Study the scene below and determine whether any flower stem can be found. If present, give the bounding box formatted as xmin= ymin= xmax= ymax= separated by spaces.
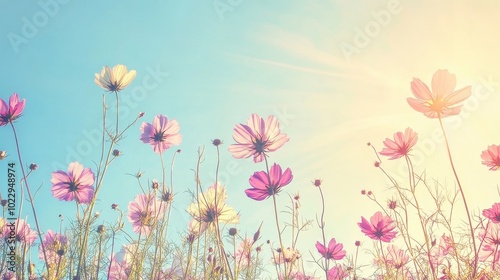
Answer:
xmin=318 ymin=186 xmax=329 ymax=278
xmin=264 ymin=157 xmax=287 ymax=279
xmin=405 ymin=155 xmax=436 ymax=279
xmin=438 ymin=116 xmax=477 ymax=277
xmin=9 ymin=122 xmax=50 ymax=276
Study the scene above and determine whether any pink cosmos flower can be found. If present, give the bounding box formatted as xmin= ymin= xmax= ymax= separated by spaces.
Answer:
xmin=315 ymin=238 xmax=346 ymax=260
xmin=127 ymin=194 xmax=166 ymax=235
xmin=0 ymin=93 xmax=26 ymax=126
xmin=245 ymin=163 xmax=293 ymax=201
xmin=2 ymin=219 xmax=37 ymax=245
xmin=358 ymin=211 xmax=397 ymax=242
xmin=483 ymin=203 xmax=500 ymax=223
xmin=229 ymin=114 xmax=289 ymax=163
xmin=481 ymin=145 xmax=500 ymax=171
xmin=430 ymin=234 xmax=453 ymax=267
xmin=379 ymin=128 xmax=418 ymax=160
xmin=235 ymin=238 xmax=253 ymax=268
xmin=407 ymin=69 xmax=471 ymax=118
xmin=140 ymin=114 xmax=182 ymax=154
xmin=94 ymin=64 xmax=136 ymax=93
xmin=478 ymin=223 xmax=500 ymax=267
xmin=39 ymin=230 xmax=68 ymax=264
xmin=51 ymin=162 xmax=95 ymax=204
xmin=327 ymin=264 xmax=348 ymax=280
xmin=108 ymin=257 xmax=131 ymax=280
xmin=479 ymin=222 xmax=500 ymax=246
xmin=386 ymin=244 xmax=409 ymax=269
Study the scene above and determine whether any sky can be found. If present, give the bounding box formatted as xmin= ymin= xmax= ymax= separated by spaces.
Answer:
xmin=1 ymin=0 xmax=500 ymax=278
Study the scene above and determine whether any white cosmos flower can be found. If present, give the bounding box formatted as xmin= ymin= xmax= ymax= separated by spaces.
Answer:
xmin=94 ymin=64 xmax=136 ymax=92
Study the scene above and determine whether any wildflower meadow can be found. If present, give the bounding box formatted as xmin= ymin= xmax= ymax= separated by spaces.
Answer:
xmin=1 ymin=65 xmax=500 ymax=279
xmin=2 ymin=2 xmax=500 ymax=280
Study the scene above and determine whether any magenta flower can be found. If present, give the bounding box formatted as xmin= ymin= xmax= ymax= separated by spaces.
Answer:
xmin=483 ymin=203 xmax=500 ymax=223
xmin=229 ymin=114 xmax=289 ymax=163
xmin=481 ymin=145 xmax=500 ymax=171
xmin=407 ymin=69 xmax=471 ymax=118
xmin=0 ymin=93 xmax=26 ymax=126
xmin=479 ymin=222 xmax=500 ymax=246
xmin=327 ymin=264 xmax=348 ymax=280
xmin=140 ymin=114 xmax=182 ymax=154
xmin=2 ymin=218 xmax=37 ymax=245
xmin=379 ymin=128 xmax=418 ymax=160
xmin=358 ymin=211 xmax=397 ymax=242
xmin=430 ymin=234 xmax=453 ymax=267
xmin=127 ymin=194 xmax=166 ymax=235
xmin=478 ymin=223 xmax=500 ymax=267
xmin=315 ymin=238 xmax=346 ymax=260
xmin=245 ymin=163 xmax=293 ymax=201
xmin=51 ymin=162 xmax=95 ymax=204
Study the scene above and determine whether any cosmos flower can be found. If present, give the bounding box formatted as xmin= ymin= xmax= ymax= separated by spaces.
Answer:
xmin=127 ymin=194 xmax=166 ymax=235
xmin=407 ymin=69 xmax=471 ymax=118
xmin=51 ymin=162 xmax=95 ymax=204
xmin=483 ymin=203 xmax=500 ymax=223
xmin=379 ymin=128 xmax=418 ymax=160
xmin=229 ymin=114 xmax=289 ymax=163
xmin=385 ymin=245 xmax=409 ymax=269
xmin=429 ymin=234 xmax=453 ymax=267
xmin=273 ymin=247 xmax=301 ymax=265
xmin=0 ymin=93 xmax=26 ymax=126
xmin=235 ymin=238 xmax=253 ymax=268
xmin=94 ymin=64 xmax=136 ymax=93
xmin=140 ymin=114 xmax=182 ymax=154
xmin=108 ymin=245 xmax=134 ymax=280
xmin=327 ymin=264 xmax=349 ymax=280
xmin=245 ymin=163 xmax=293 ymax=201
xmin=315 ymin=238 xmax=346 ymax=260
xmin=358 ymin=211 xmax=397 ymax=242
xmin=481 ymin=145 xmax=500 ymax=171
xmin=478 ymin=223 xmax=500 ymax=266
xmin=2 ymin=218 xmax=37 ymax=245
xmin=39 ymin=230 xmax=68 ymax=265
xmin=187 ymin=183 xmax=239 ymax=231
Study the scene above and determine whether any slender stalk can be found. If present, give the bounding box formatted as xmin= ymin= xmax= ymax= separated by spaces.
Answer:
xmin=405 ymin=155 xmax=435 ymax=280
xmin=379 ymin=240 xmax=389 ymax=279
xmin=213 ymin=145 xmax=234 ymax=279
xmin=317 ymin=186 xmax=329 ymax=279
xmin=9 ymin=122 xmax=50 ymax=275
xmin=264 ymin=156 xmax=287 ymax=279
xmin=438 ymin=115 xmax=477 ymax=277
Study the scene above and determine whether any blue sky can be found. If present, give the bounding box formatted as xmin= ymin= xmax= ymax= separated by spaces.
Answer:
xmin=1 ymin=0 xmax=500 ymax=278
